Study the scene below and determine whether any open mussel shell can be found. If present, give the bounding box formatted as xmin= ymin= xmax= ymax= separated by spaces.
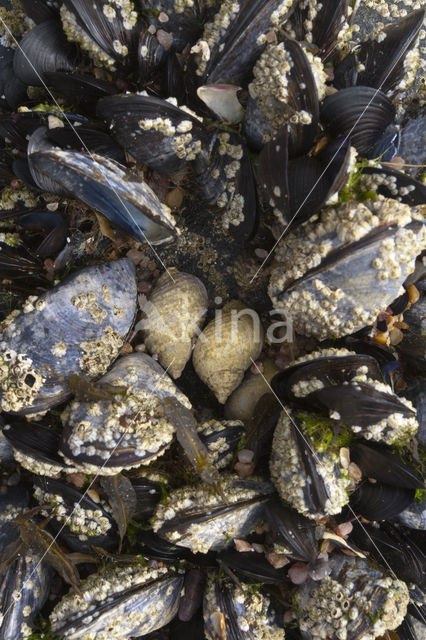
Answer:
xmin=29 ymin=149 xmax=176 ymax=244
xmin=244 ymin=37 xmax=320 ymax=154
xmin=151 ymin=474 xmax=275 ymax=554
xmin=203 ymin=574 xmax=285 ymax=640
xmin=192 ymin=0 xmax=295 ymax=86
xmin=269 ymin=196 xmax=426 ymax=341
xmin=360 ymin=166 xmax=426 ymax=206
xmin=60 ymin=352 xmax=191 ymax=474
xmin=334 ymin=9 xmax=425 ymax=95
xmin=294 ymin=554 xmax=409 ymax=640
xmin=32 ymin=476 xmax=119 ymax=553
xmin=0 ymin=549 xmax=52 ymax=640
xmin=139 ymin=268 xmax=208 ymax=379
xmin=50 ymin=561 xmax=183 ymax=639
xmin=349 ymin=442 xmax=424 ymax=490
xmin=320 ymin=86 xmax=395 ymax=157
xmin=265 ymin=498 xmax=318 ymax=562
xmin=60 ymin=0 xmax=138 ymax=71
xmin=270 ymin=410 xmax=351 ymax=520
xmin=97 ymin=94 xmax=208 ymax=176
xmin=0 ymin=258 xmax=137 ymax=414
xmin=350 ymin=481 xmax=415 ymax=521
xmin=13 ymin=19 xmax=78 ymax=86
xmin=3 ymin=420 xmax=77 ymax=477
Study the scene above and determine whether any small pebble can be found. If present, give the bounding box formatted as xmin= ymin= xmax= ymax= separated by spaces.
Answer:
xmin=288 ymin=562 xmax=309 ymax=584
xmin=234 ymin=539 xmax=252 ymax=552
xmin=335 ymin=521 xmax=353 ymax=537
xmin=238 ymin=449 xmax=254 ymax=464
xmin=266 ymin=552 xmax=289 ymax=569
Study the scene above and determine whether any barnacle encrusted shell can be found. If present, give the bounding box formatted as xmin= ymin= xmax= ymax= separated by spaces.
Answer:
xmin=0 ymin=259 xmax=137 ymax=414
xmin=59 ymin=352 xmax=191 ymax=474
xmin=294 ymin=555 xmax=409 ymax=640
xmin=197 ymin=419 xmax=244 ymax=468
xmin=270 ymin=410 xmax=351 ymax=519
xmin=193 ymin=300 xmax=263 ymax=403
xmin=204 ymin=575 xmax=285 ymax=640
xmin=268 ymin=196 xmax=426 ymax=340
xmin=50 ymin=562 xmax=183 ymax=639
xmin=151 ymin=474 xmax=274 ymax=553
xmin=140 ymin=268 xmax=208 ymax=378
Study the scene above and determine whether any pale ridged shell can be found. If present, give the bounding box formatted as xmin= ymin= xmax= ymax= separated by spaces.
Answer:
xmin=140 ymin=268 xmax=207 ymax=379
xmin=192 ymin=301 xmax=263 ymax=404
xmin=225 ymin=358 xmax=279 ymax=422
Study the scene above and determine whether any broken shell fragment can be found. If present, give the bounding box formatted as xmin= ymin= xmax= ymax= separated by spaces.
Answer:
xmin=139 ymin=268 xmax=208 ymax=379
xmin=193 ymin=301 xmax=263 ymax=404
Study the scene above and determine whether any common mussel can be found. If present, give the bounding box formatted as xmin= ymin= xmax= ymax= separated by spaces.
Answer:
xmin=0 ymin=1 xmax=425 ymax=639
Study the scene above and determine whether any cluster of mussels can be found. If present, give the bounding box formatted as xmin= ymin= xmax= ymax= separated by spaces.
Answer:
xmin=0 ymin=0 xmax=425 ymax=638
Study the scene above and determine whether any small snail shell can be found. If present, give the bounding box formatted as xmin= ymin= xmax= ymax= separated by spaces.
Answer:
xmin=225 ymin=358 xmax=279 ymax=422
xmin=193 ymin=301 xmax=263 ymax=404
xmin=140 ymin=268 xmax=208 ymax=379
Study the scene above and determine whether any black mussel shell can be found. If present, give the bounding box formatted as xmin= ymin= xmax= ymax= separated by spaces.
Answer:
xmin=0 ymin=242 xmax=50 ymax=294
xmin=177 ymin=568 xmax=206 ymax=623
xmin=13 ymin=19 xmax=78 ymax=86
xmin=30 ymin=149 xmax=176 ymax=244
xmin=19 ymin=0 xmax=58 ymax=24
xmin=45 ymin=122 xmax=125 ymax=163
xmin=97 ymin=94 xmax=208 ymax=176
xmin=395 ymin=500 xmax=426 ymax=531
xmin=245 ymin=393 xmax=281 ymax=467
xmin=44 ymin=71 xmax=116 ymax=117
xmin=349 ymin=442 xmax=424 ymax=490
xmin=290 ymin=0 xmax=351 ymax=59
xmin=131 ymin=477 xmax=162 ymax=521
xmin=350 ymin=521 xmax=425 ymax=590
xmin=218 ymin=550 xmax=289 ymax=584
xmin=16 ymin=211 xmax=68 ymax=258
xmin=138 ymin=29 xmax=167 ymax=82
xmin=0 ymin=112 xmax=45 ymax=152
xmin=402 ymin=377 xmax=426 ymax=448
xmin=0 ymin=45 xmax=27 ymax=110
xmin=350 ymin=481 xmax=415 ymax=521
xmin=334 ymin=9 xmax=425 ymax=95
xmin=256 ymin=127 xmax=290 ymax=226
xmin=265 ymin=498 xmax=318 ymax=562
xmin=137 ymin=529 xmax=216 ymax=566
xmin=32 ymin=476 xmax=119 ymax=553
xmin=320 ymin=86 xmax=395 ymax=157
xmin=360 ymin=165 xmax=426 ymax=206
xmin=0 ymin=484 xmax=28 ymax=551
xmin=0 ymin=258 xmax=137 ymax=414
xmin=3 ymin=420 xmax=76 ymax=477
xmin=0 ymin=549 xmax=52 ymax=639
xmin=27 ymin=126 xmax=67 ymax=195
xmin=195 ymin=0 xmax=295 ymax=86
xmin=50 ymin=561 xmax=183 ymax=639
xmin=142 ymin=0 xmax=207 ymax=53
xmin=197 ymin=419 xmax=244 ymax=469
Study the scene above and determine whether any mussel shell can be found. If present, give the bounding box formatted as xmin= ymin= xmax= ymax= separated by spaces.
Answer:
xmin=349 ymin=442 xmax=424 ymax=489
xmin=396 ymin=500 xmax=426 ymax=531
xmin=29 ymin=149 xmax=176 ymax=244
xmin=45 ymin=122 xmax=125 ymax=163
xmin=138 ymin=29 xmax=167 ymax=81
xmin=27 ymin=126 xmax=68 ymax=195
xmin=294 ymin=554 xmax=409 ymax=640
xmin=0 ymin=549 xmax=51 ymax=639
xmin=360 ymin=166 xmax=426 ymax=206
xmin=16 ymin=211 xmax=68 ymax=259
xmin=349 ymin=481 xmax=415 ymax=521
xmin=144 ymin=0 xmax=206 ymax=53
xmin=60 ymin=352 xmax=190 ymax=473
xmin=0 ymin=258 xmax=137 ymax=414
xmin=97 ymin=94 xmax=208 ymax=176
xmin=397 ymin=283 xmax=426 ymax=376
xmin=50 ymin=562 xmax=183 ymax=639
xmin=265 ymin=498 xmax=318 ymax=562
xmin=3 ymin=420 xmax=76 ymax=477
xmin=131 ymin=477 xmax=162 ymax=521
xmin=197 ymin=419 xmax=244 ymax=469
xmin=44 ymin=71 xmax=116 ymax=117
xmin=203 ymin=574 xmax=285 ymax=640
xmin=290 ymin=0 xmax=351 ymax=60
xmin=0 ymin=46 xmax=27 ymax=110
xmin=334 ymin=9 xmax=425 ymax=95
xmin=32 ymin=476 xmax=119 ymax=553
xmin=13 ymin=19 xmax=78 ymax=86
xmin=218 ymin=550 xmax=288 ymax=584
xmin=320 ymin=86 xmax=395 ymax=157
xmin=19 ymin=0 xmax=58 ymax=24
xmin=152 ymin=474 xmax=275 ymax=553
xmin=0 ymin=484 xmax=28 ymax=551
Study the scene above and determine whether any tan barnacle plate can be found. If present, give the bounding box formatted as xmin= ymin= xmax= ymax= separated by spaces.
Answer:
xmin=50 ymin=561 xmax=183 ymax=639
xmin=59 ymin=352 xmax=191 ymax=474
xmin=269 ymin=196 xmax=426 ymax=340
xmin=204 ymin=575 xmax=285 ymax=640
xmin=0 ymin=549 xmax=51 ymax=639
xmin=193 ymin=300 xmax=263 ymax=404
xmin=138 ymin=268 xmax=208 ymax=379
xmin=0 ymin=259 xmax=137 ymax=414
xmin=270 ymin=410 xmax=351 ymax=520
xmin=293 ymin=555 xmax=409 ymax=640
xmin=151 ymin=474 xmax=275 ymax=553
xmin=29 ymin=149 xmax=176 ymax=244
xmin=196 ymin=419 xmax=244 ymax=469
